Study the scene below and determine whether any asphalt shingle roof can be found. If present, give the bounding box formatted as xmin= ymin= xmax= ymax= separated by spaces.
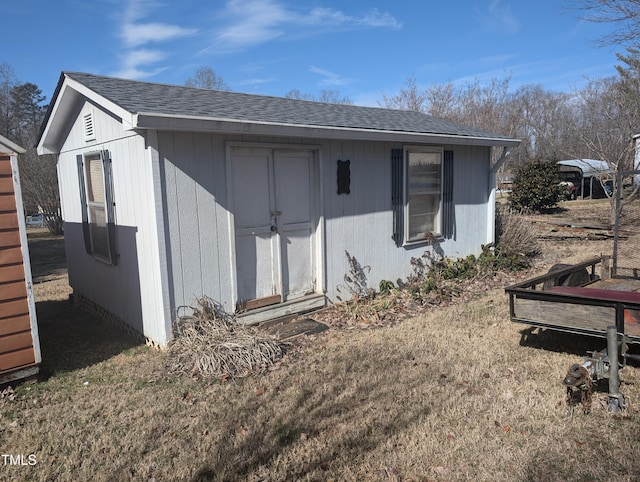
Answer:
xmin=64 ymin=72 xmax=515 ymax=141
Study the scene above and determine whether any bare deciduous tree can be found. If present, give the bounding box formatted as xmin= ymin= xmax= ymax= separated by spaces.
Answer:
xmin=568 ymin=0 xmax=640 ymax=46
xmin=424 ymin=82 xmax=456 ymax=119
xmin=19 ymin=152 xmax=62 ymax=233
xmin=0 ymin=62 xmax=18 ymax=138
xmin=378 ymin=75 xmax=427 ymax=112
xmin=0 ymin=67 xmax=61 ymax=234
xmin=285 ymin=89 xmax=352 ymax=104
xmin=185 ymin=67 xmax=231 ymax=91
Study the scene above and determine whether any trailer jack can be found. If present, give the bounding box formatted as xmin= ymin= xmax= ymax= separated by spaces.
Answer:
xmin=563 ymin=326 xmax=626 ymax=414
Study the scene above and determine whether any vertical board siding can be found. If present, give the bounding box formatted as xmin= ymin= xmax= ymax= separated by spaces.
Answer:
xmin=60 ymin=96 xmax=493 ymax=340
xmin=158 ymin=130 xmax=232 ymax=315
xmin=321 ymin=142 xmax=492 ymax=301
xmin=161 ymin=133 xmax=493 ymax=312
xmin=57 ymin=101 xmax=168 ymax=344
xmin=450 ymin=144 xmax=492 ymax=255
xmin=0 ymin=154 xmax=36 ymax=374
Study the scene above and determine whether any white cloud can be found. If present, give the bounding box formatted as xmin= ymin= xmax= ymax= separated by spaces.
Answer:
xmin=236 ymin=77 xmax=276 ymax=87
xmin=122 ymin=22 xmax=197 ymax=48
xmin=202 ymin=0 xmax=402 ymax=54
xmin=309 ymin=65 xmax=352 ymax=87
xmin=114 ymin=0 xmax=196 ymax=78
xmin=356 ymin=8 xmax=403 ymax=28
xmin=479 ymin=0 xmax=521 ymax=34
xmin=302 ymin=6 xmax=401 ymax=28
xmin=205 ymin=0 xmax=290 ymax=52
xmin=113 ymin=49 xmax=168 ymax=79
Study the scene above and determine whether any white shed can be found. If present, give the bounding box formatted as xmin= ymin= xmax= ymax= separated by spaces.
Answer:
xmin=37 ymin=72 xmax=520 ymax=347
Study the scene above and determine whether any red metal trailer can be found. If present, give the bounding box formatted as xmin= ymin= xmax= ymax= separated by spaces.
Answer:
xmin=506 ymin=169 xmax=640 ymax=412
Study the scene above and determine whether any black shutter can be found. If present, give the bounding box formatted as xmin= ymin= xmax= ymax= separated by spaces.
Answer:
xmin=76 ymin=154 xmax=92 ymax=254
xmin=337 ymin=159 xmax=351 ymax=194
xmin=391 ymin=148 xmax=404 ymax=247
xmin=101 ymin=150 xmax=118 ymax=265
xmin=442 ymin=150 xmax=455 ymax=239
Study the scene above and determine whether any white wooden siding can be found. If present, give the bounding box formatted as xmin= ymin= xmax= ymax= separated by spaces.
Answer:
xmin=159 ymin=133 xmax=492 ymax=311
xmin=157 ymin=131 xmax=232 ymax=315
xmin=57 ymin=101 xmax=169 ymax=344
xmin=54 ymin=97 xmax=494 ymax=341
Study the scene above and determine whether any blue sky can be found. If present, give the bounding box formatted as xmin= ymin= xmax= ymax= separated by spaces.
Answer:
xmin=1 ymin=0 xmax=623 ymax=107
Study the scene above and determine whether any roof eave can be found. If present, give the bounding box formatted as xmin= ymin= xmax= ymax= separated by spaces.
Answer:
xmin=0 ymin=134 xmax=25 ymax=155
xmin=37 ymin=73 xmax=137 ymax=155
xmin=133 ymin=113 xmax=521 ymax=147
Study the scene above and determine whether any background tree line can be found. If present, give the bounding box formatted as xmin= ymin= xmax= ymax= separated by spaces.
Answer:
xmin=0 ymin=62 xmax=61 ymax=234
xmin=3 ymin=1 xmax=639 ymax=232
xmin=378 ymin=48 xmax=640 ymax=175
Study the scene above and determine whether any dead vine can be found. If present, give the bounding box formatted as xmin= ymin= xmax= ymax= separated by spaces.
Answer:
xmin=167 ymin=297 xmax=288 ymax=380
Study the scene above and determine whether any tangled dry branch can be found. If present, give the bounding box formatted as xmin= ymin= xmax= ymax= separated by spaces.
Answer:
xmin=496 ymin=206 xmax=540 ymax=257
xmin=167 ymin=297 xmax=287 ymax=379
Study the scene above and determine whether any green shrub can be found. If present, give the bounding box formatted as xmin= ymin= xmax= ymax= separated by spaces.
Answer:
xmin=477 ymin=244 xmax=530 ymax=272
xmin=509 ymin=158 xmax=564 ymax=213
xmin=378 ymin=279 xmax=395 ymax=295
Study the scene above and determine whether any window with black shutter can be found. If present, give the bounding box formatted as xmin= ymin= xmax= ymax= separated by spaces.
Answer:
xmin=391 ymin=147 xmax=454 ymax=246
xmin=77 ymin=150 xmax=117 ymax=264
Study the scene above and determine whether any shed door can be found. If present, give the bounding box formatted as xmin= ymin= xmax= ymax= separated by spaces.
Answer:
xmin=231 ymin=147 xmax=316 ymax=310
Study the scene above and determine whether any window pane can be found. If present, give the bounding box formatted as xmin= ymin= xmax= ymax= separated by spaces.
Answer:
xmin=406 ymin=151 xmax=442 ymax=240
xmin=89 ymin=205 xmax=109 ymax=259
xmin=408 ymin=152 xmax=440 ymax=195
xmin=408 ymin=194 xmax=440 ymax=239
xmin=85 ymin=155 xmax=105 ymax=203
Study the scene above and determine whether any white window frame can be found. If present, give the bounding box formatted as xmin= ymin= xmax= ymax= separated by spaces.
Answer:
xmin=83 ymin=151 xmax=112 ymax=264
xmin=403 ymin=146 xmax=444 ymax=243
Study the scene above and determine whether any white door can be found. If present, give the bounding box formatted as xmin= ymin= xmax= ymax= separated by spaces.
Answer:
xmin=231 ymin=147 xmax=316 ymax=309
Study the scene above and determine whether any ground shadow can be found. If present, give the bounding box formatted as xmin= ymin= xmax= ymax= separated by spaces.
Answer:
xmin=35 ymin=298 xmax=142 ymax=380
xmin=519 ymin=326 xmax=640 ymax=367
xmin=519 ymin=326 xmax=611 ymax=357
xmin=188 ymin=343 xmax=434 ymax=481
xmin=26 ymin=229 xmax=143 ymax=380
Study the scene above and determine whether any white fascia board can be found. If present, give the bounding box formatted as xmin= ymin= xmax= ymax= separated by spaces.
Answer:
xmin=0 ymin=134 xmax=25 ymax=155
xmin=133 ymin=112 xmax=521 ymax=148
xmin=38 ymin=75 xmax=137 ymax=155
xmin=64 ymin=76 xmax=136 ymax=129
xmin=37 ymin=83 xmax=75 ymax=154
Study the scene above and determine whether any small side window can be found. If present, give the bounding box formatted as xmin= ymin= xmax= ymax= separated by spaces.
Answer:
xmin=77 ymin=150 xmax=117 ymax=264
xmin=405 ymin=149 xmax=443 ymax=242
xmin=391 ymin=147 xmax=454 ymax=246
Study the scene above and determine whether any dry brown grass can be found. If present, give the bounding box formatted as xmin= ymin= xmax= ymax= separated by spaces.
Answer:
xmin=2 ymin=202 xmax=640 ymax=481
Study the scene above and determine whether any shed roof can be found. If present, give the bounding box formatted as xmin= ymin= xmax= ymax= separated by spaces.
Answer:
xmin=0 ymin=134 xmax=25 ymax=155
xmin=558 ymin=159 xmax=611 ymax=177
xmin=38 ymin=72 xmax=520 ymax=154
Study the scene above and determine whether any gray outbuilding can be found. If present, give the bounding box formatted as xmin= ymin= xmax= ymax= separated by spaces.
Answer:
xmin=37 ymin=72 xmax=520 ymax=346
